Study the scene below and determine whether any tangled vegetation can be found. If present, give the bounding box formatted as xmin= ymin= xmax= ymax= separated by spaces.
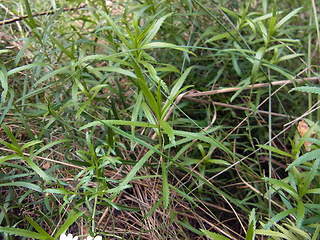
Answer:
xmin=0 ymin=0 xmax=320 ymax=239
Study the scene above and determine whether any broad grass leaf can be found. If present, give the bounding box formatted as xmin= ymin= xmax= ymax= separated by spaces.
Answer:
xmin=95 ymin=66 xmax=137 ymax=78
xmin=263 ymin=177 xmax=299 ymax=200
xmin=54 ymin=210 xmax=84 ymax=239
xmin=44 ymin=188 xmax=74 ymax=195
xmin=142 ymin=196 xmax=164 ymax=221
xmin=306 ymin=188 xmax=320 ymax=194
xmin=200 ymin=229 xmax=230 ymax=240
xmin=1 ymin=124 xmax=20 ymax=150
xmin=252 ymin=46 xmax=266 ymax=77
xmin=255 ymin=229 xmax=288 ymax=239
xmin=289 ymin=86 xmax=320 ymax=95
xmin=262 ymin=62 xmax=294 ymax=79
xmin=177 ymin=220 xmax=203 ymax=236
xmin=206 ymin=30 xmax=237 ymax=43
xmin=0 ymin=89 xmax=14 ymax=125
xmin=277 ymin=53 xmax=304 ymax=63
xmin=80 ymin=120 xmax=158 ymax=130
xmin=142 ymin=42 xmax=196 ymax=56
xmin=296 ymin=200 xmax=305 ymax=228
xmin=257 ymin=144 xmax=293 ymax=158
xmin=7 ymin=63 xmax=45 ymax=76
xmin=131 ymin=92 xmax=143 ymax=149
xmin=0 ymin=181 xmax=42 ymax=192
xmin=23 ymin=157 xmax=52 ymax=183
xmin=26 ymin=216 xmax=51 ymax=238
xmin=141 ymin=13 xmax=173 ymax=46
xmin=99 ymin=11 xmax=132 ymax=49
xmin=21 ymin=140 xmax=43 ymax=151
xmin=112 ymin=148 xmax=156 ymax=196
xmin=0 ymin=227 xmax=48 ymax=239
xmin=24 ymin=0 xmax=37 ymax=29
xmin=138 ymin=76 xmax=161 ymax=119
xmin=161 ymin=159 xmax=169 ymax=209
xmin=264 ymin=209 xmax=297 ymax=230
xmin=246 ymin=208 xmax=256 ymax=240
xmin=159 ymin=119 xmax=175 ymax=145
xmin=274 ymin=7 xmax=303 ymax=30
xmin=33 ymin=139 xmax=71 ymax=157
xmin=0 ymin=64 xmax=8 ymax=106
xmin=32 ymin=66 xmax=70 ymax=89
xmin=0 ymin=154 xmax=21 ymax=165
xmin=246 ymin=221 xmax=255 ymax=240
xmin=287 ymin=149 xmax=320 ymax=171
xmin=230 ymin=77 xmax=250 ymax=102
xmin=173 ymin=130 xmax=233 ymax=156
xmin=48 ymin=33 xmax=74 ymax=60
xmin=169 ymin=66 xmax=193 ymax=100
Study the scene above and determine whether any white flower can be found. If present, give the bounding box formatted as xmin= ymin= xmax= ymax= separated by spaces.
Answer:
xmin=59 ymin=233 xmax=78 ymax=240
xmin=86 ymin=236 xmax=102 ymax=240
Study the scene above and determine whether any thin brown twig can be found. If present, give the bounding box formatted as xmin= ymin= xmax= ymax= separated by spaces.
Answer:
xmin=183 ymin=77 xmax=318 ymax=98
xmin=0 ymin=4 xmax=87 ymax=26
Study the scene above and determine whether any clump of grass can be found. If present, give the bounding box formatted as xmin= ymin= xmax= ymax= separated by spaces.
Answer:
xmin=0 ymin=0 xmax=319 ymax=239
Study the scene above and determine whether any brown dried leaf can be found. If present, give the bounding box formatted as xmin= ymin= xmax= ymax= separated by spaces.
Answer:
xmin=297 ymin=120 xmax=315 ymax=151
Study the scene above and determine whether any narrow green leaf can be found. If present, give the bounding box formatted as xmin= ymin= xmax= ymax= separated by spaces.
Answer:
xmin=7 ymin=63 xmax=45 ymax=76
xmin=257 ymin=144 xmax=293 ymax=158
xmin=296 ymin=200 xmax=305 ymax=228
xmin=289 ymin=86 xmax=320 ymax=95
xmin=48 ymin=33 xmax=74 ymax=60
xmin=200 ymin=229 xmax=230 ymax=240
xmin=206 ymin=30 xmax=237 ymax=42
xmin=114 ymin=148 xmax=156 ymax=195
xmin=162 ymin=159 xmax=169 ymax=209
xmin=255 ymin=229 xmax=288 ymax=239
xmin=274 ymin=7 xmax=303 ymax=30
xmin=138 ymin=77 xmax=161 ymax=119
xmin=23 ymin=157 xmax=52 ymax=183
xmin=0 ymin=154 xmax=21 ymax=165
xmin=142 ymin=196 xmax=164 ymax=221
xmin=54 ymin=211 xmax=84 ymax=238
xmin=142 ymin=42 xmax=196 ymax=56
xmin=0 ymin=182 xmax=42 ymax=192
xmin=80 ymin=120 xmax=158 ymax=130
xmin=141 ymin=13 xmax=173 ymax=46
xmin=26 ymin=216 xmax=51 ymax=238
xmin=230 ymin=77 xmax=250 ymax=102
xmin=169 ymin=67 xmax=193 ymax=100
xmin=169 ymin=184 xmax=197 ymax=205
xmin=246 ymin=221 xmax=255 ymax=240
xmin=252 ymin=47 xmax=266 ymax=77
xmin=95 ymin=66 xmax=137 ymax=78
xmin=0 ymin=227 xmax=46 ymax=239
xmin=33 ymin=66 xmax=70 ymax=89
xmin=14 ymin=38 xmax=30 ymax=66
xmin=131 ymin=92 xmax=143 ymax=150
xmin=21 ymin=140 xmax=43 ymax=151
xmin=0 ymin=64 xmax=8 ymax=106
xmin=277 ymin=53 xmax=304 ymax=63
xmin=263 ymin=177 xmax=299 ymax=200
xmin=306 ymin=188 xmax=320 ymax=194
xmin=24 ymin=0 xmax=37 ymax=29
xmin=160 ymin=120 xmax=175 ymax=145
xmin=33 ymin=139 xmax=71 ymax=157
xmin=1 ymin=124 xmax=20 ymax=150
xmin=287 ymin=149 xmax=320 ymax=171
xmin=99 ymin=11 xmax=133 ymax=49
